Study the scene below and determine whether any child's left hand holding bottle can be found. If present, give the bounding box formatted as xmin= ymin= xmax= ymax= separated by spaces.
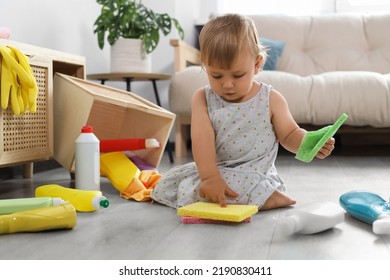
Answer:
xmin=199 ymin=175 xmax=239 ymax=207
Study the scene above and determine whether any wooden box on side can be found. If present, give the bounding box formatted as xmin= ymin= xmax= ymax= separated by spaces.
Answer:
xmin=0 ymin=56 xmax=53 ymax=167
xmin=53 ymin=73 xmax=175 ymax=171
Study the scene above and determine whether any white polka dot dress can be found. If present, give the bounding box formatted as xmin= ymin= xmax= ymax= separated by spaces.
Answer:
xmin=151 ymin=83 xmax=286 ymax=209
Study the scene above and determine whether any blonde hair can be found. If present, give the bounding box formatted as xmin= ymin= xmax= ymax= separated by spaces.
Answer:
xmin=199 ymin=14 xmax=266 ymax=69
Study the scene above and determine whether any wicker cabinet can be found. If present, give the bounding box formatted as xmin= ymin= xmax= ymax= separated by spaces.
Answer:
xmin=0 ymin=39 xmax=85 ymax=177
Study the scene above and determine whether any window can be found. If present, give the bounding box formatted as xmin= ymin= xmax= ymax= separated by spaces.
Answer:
xmin=349 ymin=0 xmax=389 ymax=4
xmin=336 ymin=0 xmax=390 ymax=12
xmin=219 ymin=0 xmax=327 ymax=15
xmin=218 ymin=0 xmax=390 ymax=14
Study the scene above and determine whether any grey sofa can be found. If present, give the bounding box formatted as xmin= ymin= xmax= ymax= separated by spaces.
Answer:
xmin=169 ymin=13 xmax=390 ymax=157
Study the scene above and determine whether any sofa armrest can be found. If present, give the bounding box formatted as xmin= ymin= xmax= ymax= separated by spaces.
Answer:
xmin=170 ymin=39 xmax=201 ymax=72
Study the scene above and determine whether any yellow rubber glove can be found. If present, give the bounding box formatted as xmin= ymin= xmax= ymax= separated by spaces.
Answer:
xmin=0 ymin=46 xmax=21 ymax=114
xmin=7 ymin=46 xmax=38 ymax=113
xmin=21 ymin=86 xmax=29 ymax=114
xmin=0 ymin=46 xmax=34 ymax=88
xmin=0 ymin=46 xmax=38 ymax=114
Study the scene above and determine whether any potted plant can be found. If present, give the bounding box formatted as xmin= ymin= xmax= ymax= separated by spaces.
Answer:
xmin=93 ymin=0 xmax=185 ymax=72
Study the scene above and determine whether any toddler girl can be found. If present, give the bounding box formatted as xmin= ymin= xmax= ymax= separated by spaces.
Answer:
xmin=151 ymin=14 xmax=335 ymax=210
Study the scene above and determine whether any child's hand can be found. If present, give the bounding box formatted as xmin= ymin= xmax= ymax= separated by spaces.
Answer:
xmin=199 ymin=175 xmax=239 ymax=207
xmin=316 ymin=137 xmax=335 ymax=159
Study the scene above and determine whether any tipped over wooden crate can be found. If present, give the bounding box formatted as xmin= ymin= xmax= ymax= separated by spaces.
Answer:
xmin=53 ymin=73 xmax=175 ymax=171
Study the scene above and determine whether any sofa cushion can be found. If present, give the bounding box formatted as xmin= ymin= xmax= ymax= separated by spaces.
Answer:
xmin=257 ymin=71 xmax=390 ymax=127
xmin=169 ymin=65 xmax=390 ymax=128
xmin=249 ymin=14 xmax=390 ymax=76
xmin=260 ymin=37 xmax=285 ymax=71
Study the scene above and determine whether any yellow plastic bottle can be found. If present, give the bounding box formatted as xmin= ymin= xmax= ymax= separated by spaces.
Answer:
xmin=100 ymin=151 xmax=140 ymax=193
xmin=35 ymin=184 xmax=109 ymax=212
xmin=0 ymin=203 xmax=77 ymax=235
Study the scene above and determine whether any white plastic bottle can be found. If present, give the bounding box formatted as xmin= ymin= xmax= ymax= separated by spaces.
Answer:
xmin=276 ymin=201 xmax=345 ymax=236
xmin=75 ymin=125 xmax=100 ymax=190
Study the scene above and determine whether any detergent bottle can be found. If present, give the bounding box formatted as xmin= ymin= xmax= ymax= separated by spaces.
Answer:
xmin=75 ymin=125 xmax=100 ymax=191
xmin=339 ymin=190 xmax=390 ymax=234
xmin=276 ymin=201 xmax=345 ymax=236
xmin=0 ymin=197 xmax=67 ymax=215
xmin=0 ymin=203 xmax=77 ymax=235
xmin=35 ymin=184 xmax=109 ymax=212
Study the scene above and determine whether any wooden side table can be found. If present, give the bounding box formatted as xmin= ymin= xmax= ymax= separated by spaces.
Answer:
xmin=87 ymin=72 xmax=171 ymax=107
xmin=87 ymin=72 xmax=174 ymax=163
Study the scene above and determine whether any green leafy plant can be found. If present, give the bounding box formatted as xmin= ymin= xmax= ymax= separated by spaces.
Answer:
xmin=93 ymin=0 xmax=185 ymax=54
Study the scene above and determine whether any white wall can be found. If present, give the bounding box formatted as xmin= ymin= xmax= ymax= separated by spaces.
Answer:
xmin=0 ymin=0 xmax=210 ymax=105
xmin=0 ymin=0 xmax=104 ymax=71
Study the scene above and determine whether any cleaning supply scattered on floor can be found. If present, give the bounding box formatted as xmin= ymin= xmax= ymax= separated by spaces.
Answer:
xmin=75 ymin=126 xmax=100 ymax=191
xmin=339 ymin=190 xmax=390 ymax=235
xmin=100 ymin=151 xmax=161 ymax=201
xmin=177 ymin=202 xmax=258 ymax=222
xmin=295 ymin=113 xmax=348 ymax=162
xmin=100 ymin=138 xmax=160 ymax=153
xmin=0 ymin=197 xmax=67 ymax=215
xmin=100 ymin=151 xmax=140 ymax=193
xmin=181 ymin=216 xmax=252 ymax=224
xmin=35 ymin=184 xmax=109 ymax=212
xmin=0 ymin=203 xmax=77 ymax=235
xmin=276 ymin=201 xmax=345 ymax=236
xmin=120 ymin=169 xmax=161 ymax=201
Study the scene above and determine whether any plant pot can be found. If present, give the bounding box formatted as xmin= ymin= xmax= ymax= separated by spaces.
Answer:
xmin=110 ymin=38 xmax=151 ymax=73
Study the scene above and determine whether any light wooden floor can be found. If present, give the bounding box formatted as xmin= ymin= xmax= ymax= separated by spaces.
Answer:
xmin=1 ymin=146 xmax=390 ymax=260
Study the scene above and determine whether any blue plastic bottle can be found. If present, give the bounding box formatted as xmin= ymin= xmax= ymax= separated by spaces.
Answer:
xmin=339 ymin=190 xmax=390 ymax=234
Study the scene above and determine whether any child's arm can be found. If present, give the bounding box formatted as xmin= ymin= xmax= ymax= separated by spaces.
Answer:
xmin=269 ymin=88 xmax=335 ymax=158
xmin=191 ymin=88 xmax=238 ymax=206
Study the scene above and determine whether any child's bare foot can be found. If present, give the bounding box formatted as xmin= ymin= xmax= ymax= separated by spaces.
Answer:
xmin=260 ymin=190 xmax=296 ymax=210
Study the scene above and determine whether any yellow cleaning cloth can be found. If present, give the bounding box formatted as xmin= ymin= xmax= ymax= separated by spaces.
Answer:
xmin=177 ymin=202 xmax=258 ymax=222
xmin=121 ymin=170 xmax=161 ymax=201
xmin=100 ymin=152 xmax=161 ymax=201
